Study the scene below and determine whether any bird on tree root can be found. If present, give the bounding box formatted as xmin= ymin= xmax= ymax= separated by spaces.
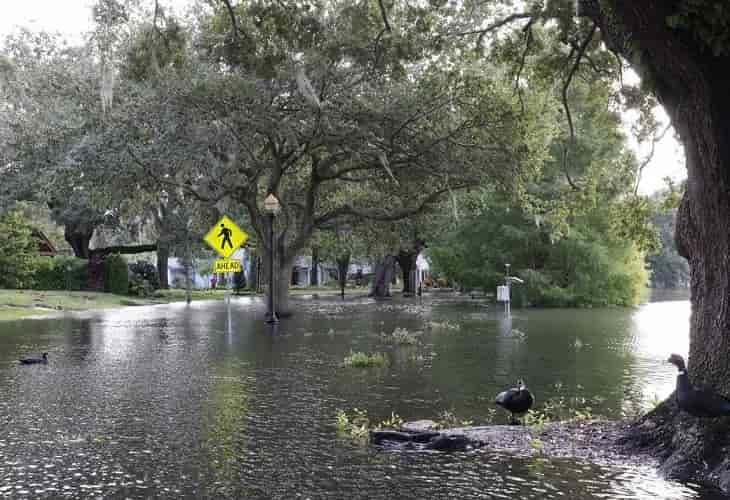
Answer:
xmin=667 ymin=353 xmax=730 ymax=418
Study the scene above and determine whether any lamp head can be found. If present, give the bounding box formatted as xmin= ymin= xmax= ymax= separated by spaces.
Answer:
xmin=263 ymin=193 xmax=281 ymax=215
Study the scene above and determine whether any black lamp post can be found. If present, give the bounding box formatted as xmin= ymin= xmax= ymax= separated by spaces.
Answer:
xmin=263 ymin=193 xmax=281 ymax=324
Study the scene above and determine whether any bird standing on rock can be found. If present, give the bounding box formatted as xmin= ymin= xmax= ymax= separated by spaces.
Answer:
xmin=495 ymin=379 xmax=534 ymax=425
xmin=667 ymin=353 xmax=730 ymax=417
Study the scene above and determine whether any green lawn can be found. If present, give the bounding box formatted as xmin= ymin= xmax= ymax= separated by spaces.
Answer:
xmin=0 ymin=306 xmax=56 ymax=321
xmin=0 ymin=285 xmax=369 ymax=321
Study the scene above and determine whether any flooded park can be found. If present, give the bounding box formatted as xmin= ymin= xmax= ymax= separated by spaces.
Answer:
xmin=2 ymin=290 xmax=726 ymax=499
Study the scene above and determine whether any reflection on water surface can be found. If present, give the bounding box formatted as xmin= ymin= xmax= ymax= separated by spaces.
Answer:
xmin=1 ymin=292 xmax=722 ymax=499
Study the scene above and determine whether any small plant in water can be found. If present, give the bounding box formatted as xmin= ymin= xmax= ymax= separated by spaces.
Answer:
xmin=381 ymin=327 xmax=420 ymax=345
xmin=375 ymin=412 xmax=405 ymax=429
xmin=336 ymin=409 xmax=405 ymax=441
xmin=343 ymin=351 xmax=389 ymax=368
xmin=335 ymin=408 xmax=370 ymax=440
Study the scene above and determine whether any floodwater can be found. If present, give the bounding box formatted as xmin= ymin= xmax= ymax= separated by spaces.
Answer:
xmin=0 ymin=288 xmax=725 ymax=499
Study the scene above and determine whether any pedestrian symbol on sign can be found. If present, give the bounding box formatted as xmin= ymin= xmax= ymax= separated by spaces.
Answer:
xmin=203 ymin=215 xmax=249 ymax=258
xmin=218 ymin=223 xmax=233 ymax=250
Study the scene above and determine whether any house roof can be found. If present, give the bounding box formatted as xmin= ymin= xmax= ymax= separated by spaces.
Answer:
xmin=31 ymin=229 xmax=58 ymax=256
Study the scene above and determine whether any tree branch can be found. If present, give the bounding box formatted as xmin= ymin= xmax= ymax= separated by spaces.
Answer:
xmin=563 ymin=23 xmax=597 ymax=145
xmin=453 ymin=13 xmax=534 ymax=47
xmin=218 ymin=0 xmax=248 ymax=42
xmin=377 ymin=0 xmax=392 ymax=32
xmin=634 ymin=122 xmax=672 ymax=195
xmin=314 ymin=185 xmax=463 ymax=227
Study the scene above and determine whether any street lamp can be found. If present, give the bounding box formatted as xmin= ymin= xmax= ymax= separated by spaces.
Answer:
xmin=263 ymin=193 xmax=281 ymax=324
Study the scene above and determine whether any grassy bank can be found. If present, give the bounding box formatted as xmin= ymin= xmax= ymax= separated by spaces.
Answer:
xmin=0 ymin=286 xmax=366 ymax=321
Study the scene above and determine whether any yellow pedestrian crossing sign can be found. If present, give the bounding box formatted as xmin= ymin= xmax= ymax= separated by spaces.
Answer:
xmin=204 ymin=215 xmax=248 ymax=258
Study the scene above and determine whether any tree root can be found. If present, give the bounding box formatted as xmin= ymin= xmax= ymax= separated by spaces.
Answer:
xmin=619 ymin=395 xmax=730 ymax=491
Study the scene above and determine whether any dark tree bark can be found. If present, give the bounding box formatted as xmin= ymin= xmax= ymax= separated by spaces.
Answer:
xmin=369 ymin=255 xmax=396 ymax=298
xmin=311 ymin=246 xmax=319 ymax=286
xmin=396 ymin=242 xmax=424 ymax=296
xmin=64 ymin=224 xmax=94 ymax=259
xmin=157 ymin=244 xmax=169 ymax=289
xmin=249 ymin=253 xmax=260 ymax=291
xmin=336 ymin=253 xmax=350 ymax=299
xmin=591 ymin=0 xmax=730 ymax=489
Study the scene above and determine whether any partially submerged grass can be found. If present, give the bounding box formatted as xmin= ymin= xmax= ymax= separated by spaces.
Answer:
xmin=343 ymin=351 xmax=389 ymax=368
xmin=380 ymin=327 xmax=420 ymax=345
xmin=335 ymin=408 xmax=405 ymax=442
xmin=427 ymin=320 xmax=461 ymax=332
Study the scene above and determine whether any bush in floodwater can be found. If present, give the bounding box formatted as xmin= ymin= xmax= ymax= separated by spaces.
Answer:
xmin=343 ymin=351 xmax=388 ymax=368
xmin=427 ymin=320 xmax=461 ymax=332
xmin=381 ymin=327 xmax=420 ymax=345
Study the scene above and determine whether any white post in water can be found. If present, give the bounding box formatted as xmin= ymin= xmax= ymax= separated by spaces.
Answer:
xmin=505 ymin=263 xmax=511 ymax=318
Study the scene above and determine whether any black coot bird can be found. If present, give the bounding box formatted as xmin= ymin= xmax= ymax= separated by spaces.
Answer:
xmin=19 ymin=353 xmax=48 ymax=365
xmin=667 ymin=353 xmax=730 ymax=417
xmin=495 ymin=379 xmax=534 ymax=424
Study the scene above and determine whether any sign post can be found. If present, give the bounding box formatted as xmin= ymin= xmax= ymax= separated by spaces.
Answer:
xmin=497 ymin=263 xmax=524 ymax=318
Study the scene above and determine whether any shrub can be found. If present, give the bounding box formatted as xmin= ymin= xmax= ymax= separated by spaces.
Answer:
xmin=128 ymin=260 xmax=159 ymax=289
xmin=0 ymin=210 xmax=35 ymax=288
xmin=233 ymin=271 xmax=246 ymax=294
xmin=104 ymin=254 xmax=129 ymax=295
xmin=30 ymin=256 xmax=88 ymax=290
xmin=128 ymin=260 xmax=159 ymax=297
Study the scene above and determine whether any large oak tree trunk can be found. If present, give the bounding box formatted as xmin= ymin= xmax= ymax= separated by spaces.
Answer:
xmin=369 ymin=255 xmax=396 ymax=298
xmin=336 ymin=253 xmax=350 ymax=299
xmin=262 ymin=246 xmax=295 ymax=318
xmin=596 ymin=0 xmax=730 ymax=489
xmin=64 ymin=224 xmax=94 ymax=259
xmin=396 ymin=251 xmax=419 ymax=296
xmin=274 ymin=254 xmax=294 ymax=318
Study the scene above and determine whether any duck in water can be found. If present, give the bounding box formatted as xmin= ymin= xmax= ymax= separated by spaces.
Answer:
xmin=495 ymin=379 xmax=534 ymax=425
xmin=667 ymin=353 xmax=730 ymax=417
xmin=19 ymin=352 xmax=48 ymax=365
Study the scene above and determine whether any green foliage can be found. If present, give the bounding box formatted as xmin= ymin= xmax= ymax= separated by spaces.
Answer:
xmin=430 ymin=188 xmax=650 ymax=308
xmin=646 ymin=189 xmax=689 ymax=288
xmin=0 ymin=210 xmax=36 ymax=288
xmin=103 ymin=254 xmax=129 ymax=295
xmin=343 ymin=351 xmax=389 ymax=368
xmin=30 ymin=256 xmax=88 ymax=290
